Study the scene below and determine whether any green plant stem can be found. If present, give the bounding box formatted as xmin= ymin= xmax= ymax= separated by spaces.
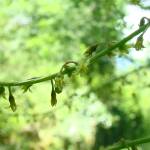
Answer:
xmin=0 ymin=67 xmax=76 ymax=86
xmin=101 ymin=62 xmax=150 ymax=88
xmin=0 ymin=22 xmax=149 ymax=87
xmin=0 ymin=73 xmax=58 ymax=86
xmin=89 ymin=22 xmax=150 ymax=64
xmin=107 ymin=136 xmax=150 ymax=150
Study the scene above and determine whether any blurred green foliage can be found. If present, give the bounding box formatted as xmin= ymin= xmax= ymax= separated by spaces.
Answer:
xmin=0 ymin=0 xmax=150 ymax=150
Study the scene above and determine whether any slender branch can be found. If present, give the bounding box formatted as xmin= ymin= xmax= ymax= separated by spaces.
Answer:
xmin=107 ymin=136 xmax=150 ymax=150
xmin=60 ymin=61 xmax=78 ymax=73
xmin=0 ymin=21 xmax=149 ymax=87
xmin=0 ymin=73 xmax=58 ymax=86
xmin=89 ymin=22 xmax=150 ymax=64
xmin=101 ymin=62 xmax=150 ymax=88
xmin=0 ymin=61 xmax=77 ymax=86
xmin=0 ymin=66 xmax=76 ymax=86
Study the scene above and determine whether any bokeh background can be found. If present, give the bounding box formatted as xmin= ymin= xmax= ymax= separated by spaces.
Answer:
xmin=0 ymin=0 xmax=150 ymax=150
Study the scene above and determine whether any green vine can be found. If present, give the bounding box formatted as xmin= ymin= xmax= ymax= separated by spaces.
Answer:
xmin=0 ymin=17 xmax=149 ymax=113
xmin=0 ymin=16 xmax=150 ymax=148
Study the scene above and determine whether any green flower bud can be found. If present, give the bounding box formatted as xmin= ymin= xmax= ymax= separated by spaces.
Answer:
xmin=107 ymin=51 xmax=116 ymax=57
xmin=8 ymin=87 xmax=17 ymax=112
xmin=134 ymin=35 xmax=144 ymax=51
xmin=84 ymin=44 xmax=98 ymax=57
xmin=118 ymin=44 xmax=130 ymax=56
xmin=51 ymin=88 xmax=57 ymax=106
xmin=77 ymin=61 xmax=88 ymax=76
xmin=51 ymin=80 xmax=57 ymax=106
xmin=54 ymin=76 xmax=64 ymax=94
xmin=139 ymin=18 xmax=145 ymax=27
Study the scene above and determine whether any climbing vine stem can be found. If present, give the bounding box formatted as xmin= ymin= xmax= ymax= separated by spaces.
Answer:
xmin=89 ymin=21 xmax=150 ymax=64
xmin=0 ymin=20 xmax=149 ymax=87
xmin=0 ymin=18 xmax=150 ymax=148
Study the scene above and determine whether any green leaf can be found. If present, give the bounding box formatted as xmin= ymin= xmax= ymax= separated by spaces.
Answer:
xmin=84 ymin=44 xmax=99 ymax=57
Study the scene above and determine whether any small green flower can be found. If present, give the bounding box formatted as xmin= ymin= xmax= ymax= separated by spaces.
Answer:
xmin=134 ymin=35 xmax=144 ymax=51
xmin=51 ymin=88 xmax=57 ymax=106
xmin=54 ymin=76 xmax=64 ymax=94
xmin=107 ymin=51 xmax=116 ymax=57
xmin=139 ymin=17 xmax=145 ymax=27
xmin=77 ymin=62 xmax=88 ymax=75
xmin=84 ymin=44 xmax=98 ymax=57
xmin=118 ymin=44 xmax=130 ymax=56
